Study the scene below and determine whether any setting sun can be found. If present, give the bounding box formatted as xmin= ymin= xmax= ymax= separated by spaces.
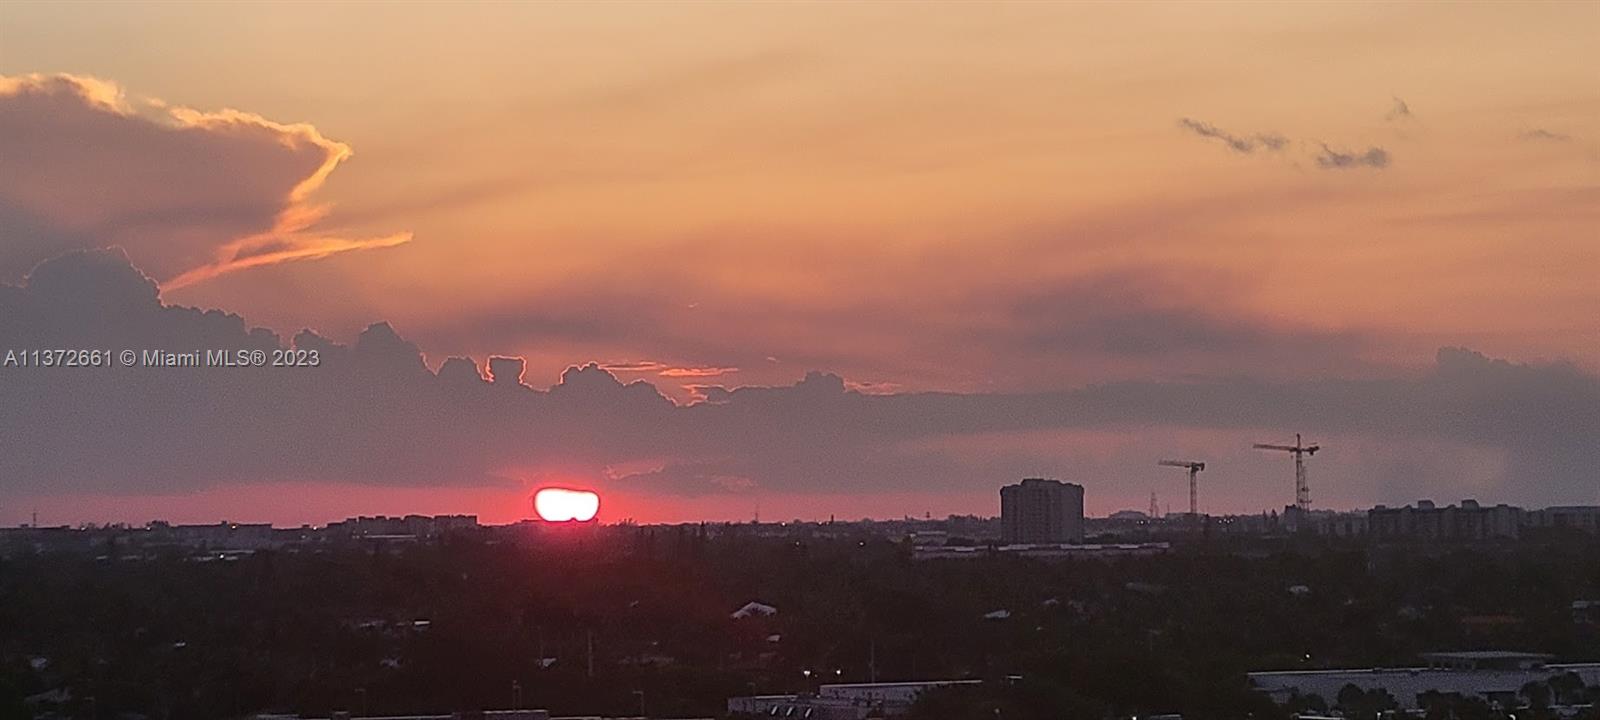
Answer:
xmin=533 ymin=487 xmax=601 ymax=522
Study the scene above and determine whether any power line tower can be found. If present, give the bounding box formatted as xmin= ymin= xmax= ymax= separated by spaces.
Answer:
xmin=1253 ymin=433 xmax=1321 ymax=511
xmin=1157 ymin=460 xmax=1207 ymax=517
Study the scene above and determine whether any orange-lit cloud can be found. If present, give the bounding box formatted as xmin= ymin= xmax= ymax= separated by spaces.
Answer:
xmin=0 ymin=73 xmax=408 ymax=284
xmin=657 ymin=366 xmax=739 ymax=378
xmin=165 ymin=232 xmax=413 ymax=290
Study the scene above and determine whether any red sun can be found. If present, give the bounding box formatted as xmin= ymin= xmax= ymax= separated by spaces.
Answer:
xmin=534 ymin=487 xmax=600 ymax=522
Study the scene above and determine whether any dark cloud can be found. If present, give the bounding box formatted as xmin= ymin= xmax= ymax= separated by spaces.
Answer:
xmin=488 ymin=356 xmax=527 ymax=386
xmin=1314 ymin=144 xmax=1390 ymax=170
xmin=1385 ymin=97 xmax=1412 ymax=122
xmin=438 ymin=356 xmax=486 ymax=386
xmin=1178 ymin=117 xmax=1288 ymax=154
xmin=2 ymin=251 xmax=1595 ymax=508
xmin=1519 ymin=128 xmax=1575 ymax=143
xmin=1179 ymin=114 xmax=1394 ymax=171
xmin=0 ymin=74 xmax=407 ymax=285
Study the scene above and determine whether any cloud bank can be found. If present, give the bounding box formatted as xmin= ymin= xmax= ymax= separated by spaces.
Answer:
xmin=0 ymin=74 xmax=408 ymax=286
xmin=2 ymin=251 xmax=1595 ymax=509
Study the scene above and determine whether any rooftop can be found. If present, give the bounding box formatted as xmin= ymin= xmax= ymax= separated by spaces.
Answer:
xmin=1419 ymin=651 xmax=1554 ymax=661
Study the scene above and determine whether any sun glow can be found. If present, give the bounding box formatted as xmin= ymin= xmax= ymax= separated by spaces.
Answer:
xmin=534 ymin=487 xmax=600 ymax=522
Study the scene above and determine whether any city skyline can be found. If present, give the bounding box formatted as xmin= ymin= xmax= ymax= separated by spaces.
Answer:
xmin=3 ymin=2 xmax=1598 ymax=526
xmin=10 ymin=472 xmax=1589 ymax=531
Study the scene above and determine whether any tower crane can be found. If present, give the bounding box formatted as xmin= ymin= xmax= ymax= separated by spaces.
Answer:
xmin=1157 ymin=460 xmax=1206 ymax=518
xmin=1253 ymin=433 xmax=1320 ymax=511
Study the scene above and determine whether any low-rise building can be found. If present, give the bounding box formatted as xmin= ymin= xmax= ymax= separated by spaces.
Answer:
xmin=727 ymin=680 xmax=982 ymax=719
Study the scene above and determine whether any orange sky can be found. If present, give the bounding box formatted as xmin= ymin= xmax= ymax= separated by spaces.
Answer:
xmin=2 ymin=2 xmax=1597 ymax=524
xmin=6 ymin=2 xmax=1594 ymax=392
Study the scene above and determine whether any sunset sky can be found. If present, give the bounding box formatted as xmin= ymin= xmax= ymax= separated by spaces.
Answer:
xmin=2 ymin=1 xmax=1597 ymax=526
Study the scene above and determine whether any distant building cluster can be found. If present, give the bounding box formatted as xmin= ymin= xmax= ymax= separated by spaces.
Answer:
xmin=327 ymin=514 xmax=480 ymax=538
xmin=910 ymin=542 xmax=1169 ymax=562
xmin=727 ymin=680 xmax=981 ymax=719
xmin=1251 ymin=651 xmax=1600 ymax=711
xmin=0 ymin=515 xmax=480 ymax=559
xmin=2 ymin=479 xmax=1595 ymax=563
xmin=1302 ymin=501 xmax=1599 ymax=541
xmin=1088 ymin=499 xmax=1600 ymax=543
xmin=0 ymin=513 xmax=996 ymax=560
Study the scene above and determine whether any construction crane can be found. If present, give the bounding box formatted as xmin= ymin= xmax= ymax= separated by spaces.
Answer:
xmin=1157 ymin=460 xmax=1206 ymax=518
xmin=1253 ymin=433 xmax=1320 ymax=511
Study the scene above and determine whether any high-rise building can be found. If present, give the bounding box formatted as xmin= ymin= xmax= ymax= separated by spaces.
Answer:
xmin=1000 ymin=478 xmax=1085 ymax=543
